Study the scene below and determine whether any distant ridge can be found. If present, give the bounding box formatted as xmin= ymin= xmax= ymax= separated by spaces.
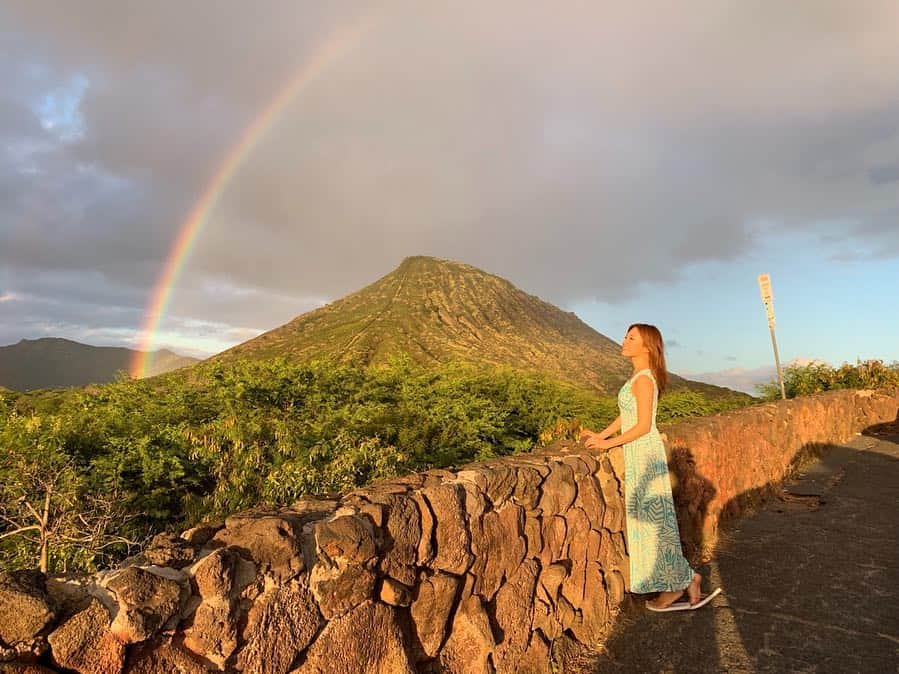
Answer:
xmin=0 ymin=338 xmax=199 ymax=391
xmin=213 ymin=256 xmax=736 ymax=397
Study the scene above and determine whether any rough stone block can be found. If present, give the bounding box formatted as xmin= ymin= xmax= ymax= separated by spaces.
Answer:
xmin=291 ymin=600 xmax=413 ymax=674
xmin=123 ymin=638 xmax=210 ymax=674
xmin=409 ymin=492 xmax=435 ymax=565
xmin=539 ymin=515 xmax=567 ymax=566
xmin=492 ymin=559 xmax=539 ymax=673
xmin=211 ymin=516 xmax=306 ymax=582
xmin=378 ymin=495 xmax=422 ymax=586
xmin=309 ymin=563 xmax=375 ymax=620
xmin=410 ymin=572 xmax=460 ymax=657
xmin=438 ymin=595 xmax=495 ymax=674
xmin=379 ymin=577 xmax=412 ymax=607
xmin=560 ymin=506 xmax=591 ymax=609
xmin=314 ymin=515 xmax=376 ymax=566
xmin=0 ymin=571 xmax=54 ymax=647
xmin=473 ymin=503 xmax=526 ymax=600
xmin=105 ymin=567 xmax=184 ymax=644
xmin=236 ymin=580 xmax=322 ymax=674
xmin=511 ymin=466 xmax=542 ymax=509
xmin=420 ymin=483 xmax=472 ymax=575
xmin=47 ymin=598 xmax=124 ymax=674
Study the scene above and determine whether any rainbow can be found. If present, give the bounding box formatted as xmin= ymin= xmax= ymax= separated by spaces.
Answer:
xmin=131 ymin=18 xmax=375 ymax=378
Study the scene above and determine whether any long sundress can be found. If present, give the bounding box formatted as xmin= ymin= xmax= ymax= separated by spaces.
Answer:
xmin=619 ymin=368 xmax=695 ymax=593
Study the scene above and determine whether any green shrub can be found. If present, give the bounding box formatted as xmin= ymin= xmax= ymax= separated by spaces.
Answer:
xmin=757 ymin=359 xmax=899 ymax=400
xmin=0 ymin=357 xmax=752 ymax=572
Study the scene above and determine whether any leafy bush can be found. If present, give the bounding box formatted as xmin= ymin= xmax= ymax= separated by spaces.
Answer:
xmin=756 ymin=359 xmax=899 ymax=400
xmin=0 ymin=357 xmax=752 ymax=572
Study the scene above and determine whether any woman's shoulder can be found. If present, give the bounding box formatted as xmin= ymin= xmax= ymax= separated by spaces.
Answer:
xmin=629 ymin=369 xmax=657 ymax=389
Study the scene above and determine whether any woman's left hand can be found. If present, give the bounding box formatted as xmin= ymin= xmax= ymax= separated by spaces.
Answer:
xmin=583 ymin=435 xmax=613 ymax=451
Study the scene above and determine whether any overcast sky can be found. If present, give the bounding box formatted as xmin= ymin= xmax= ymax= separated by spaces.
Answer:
xmin=2 ymin=1 xmax=897 ymax=393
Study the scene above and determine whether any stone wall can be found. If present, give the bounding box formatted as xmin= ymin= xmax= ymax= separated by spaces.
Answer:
xmin=661 ymin=387 xmax=898 ymax=558
xmin=1 ymin=388 xmax=897 ymax=674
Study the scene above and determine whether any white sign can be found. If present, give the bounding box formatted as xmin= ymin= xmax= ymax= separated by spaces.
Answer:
xmin=757 ymin=273 xmax=775 ymax=328
xmin=757 ymin=273 xmax=772 ymax=302
xmin=757 ymin=273 xmax=785 ymax=399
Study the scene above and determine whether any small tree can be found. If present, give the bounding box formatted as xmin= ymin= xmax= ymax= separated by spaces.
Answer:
xmin=0 ymin=413 xmax=138 ymax=573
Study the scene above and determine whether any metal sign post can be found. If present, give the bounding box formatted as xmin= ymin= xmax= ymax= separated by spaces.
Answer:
xmin=758 ymin=273 xmax=786 ymax=399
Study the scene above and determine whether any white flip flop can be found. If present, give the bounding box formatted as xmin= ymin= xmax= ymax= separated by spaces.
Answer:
xmin=646 ymin=587 xmax=723 ymax=612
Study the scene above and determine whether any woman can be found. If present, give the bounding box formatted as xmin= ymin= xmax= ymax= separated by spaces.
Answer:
xmin=578 ymin=323 xmax=715 ymax=611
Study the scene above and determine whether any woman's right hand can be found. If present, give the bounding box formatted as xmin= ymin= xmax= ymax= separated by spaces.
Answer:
xmin=579 ymin=430 xmax=612 ymax=451
xmin=578 ymin=430 xmax=604 ymax=445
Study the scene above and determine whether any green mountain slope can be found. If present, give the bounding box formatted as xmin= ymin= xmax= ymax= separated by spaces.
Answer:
xmin=213 ymin=256 xmax=736 ymax=397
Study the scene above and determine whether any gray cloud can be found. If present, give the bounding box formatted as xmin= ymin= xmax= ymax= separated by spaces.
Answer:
xmin=0 ymin=279 xmax=144 ymax=348
xmin=868 ymin=163 xmax=899 ymax=185
xmin=2 ymin=1 xmax=898 ymax=354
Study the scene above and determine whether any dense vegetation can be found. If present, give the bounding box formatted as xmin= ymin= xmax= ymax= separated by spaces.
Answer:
xmin=756 ymin=359 xmax=899 ymax=400
xmin=1 ymin=357 xmax=752 ymax=574
xmin=4 ymin=355 xmax=892 ymax=574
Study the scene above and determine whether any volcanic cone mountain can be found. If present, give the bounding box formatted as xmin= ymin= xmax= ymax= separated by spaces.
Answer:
xmin=214 ymin=256 xmax=732 ymax=396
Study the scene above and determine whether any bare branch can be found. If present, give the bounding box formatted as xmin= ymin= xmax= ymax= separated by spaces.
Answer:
xmin=22 ymin=499 xmax=43 ymax=526
xmin=42 ymin=489 xmax=51 ymax=529
xmin=0 ymin=525 xmax=41 ymax=540
xmin=93 ymin=537 xmax=141 ymax=550
xmin=0 ymin=513 xmax=25 ymax=530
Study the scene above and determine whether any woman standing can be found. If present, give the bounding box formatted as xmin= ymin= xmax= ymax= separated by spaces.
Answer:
xmin=579 ymin=323 xmax=717 ymax=611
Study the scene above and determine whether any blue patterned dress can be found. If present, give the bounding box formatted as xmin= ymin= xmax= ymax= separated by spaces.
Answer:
xmin=619 ymin=368 xmax=694 ymax=593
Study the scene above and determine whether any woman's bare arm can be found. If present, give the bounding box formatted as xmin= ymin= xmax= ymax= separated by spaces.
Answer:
xmin=601 ymin=375 xmax=654 ymax=449
xmin=598 ymin=415 xmax=621 ymax=439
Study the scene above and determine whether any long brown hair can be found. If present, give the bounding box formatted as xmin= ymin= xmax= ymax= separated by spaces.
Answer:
xmin=628 ymin=323 xmax=668 ymax=395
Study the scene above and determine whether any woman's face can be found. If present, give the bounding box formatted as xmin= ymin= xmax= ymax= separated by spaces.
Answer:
xmin=621 ymin=327 xmax=649 ymax=358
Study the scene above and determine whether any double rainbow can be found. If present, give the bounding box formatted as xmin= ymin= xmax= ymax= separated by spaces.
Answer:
xmin=131 ymin=19 xmax=374 ymax=378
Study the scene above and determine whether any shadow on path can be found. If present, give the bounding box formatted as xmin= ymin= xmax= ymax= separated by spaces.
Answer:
xmin=593 ymin=418 xmax=899 ymax=673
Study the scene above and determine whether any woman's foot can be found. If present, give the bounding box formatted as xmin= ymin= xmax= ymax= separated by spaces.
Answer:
xmin=645 ymin=572 xmax=702 ymax=610
xmin=645 ymin=589 xmax=685 ymax=610
xmin=687 ymin=572 xmax=702 ymax=605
